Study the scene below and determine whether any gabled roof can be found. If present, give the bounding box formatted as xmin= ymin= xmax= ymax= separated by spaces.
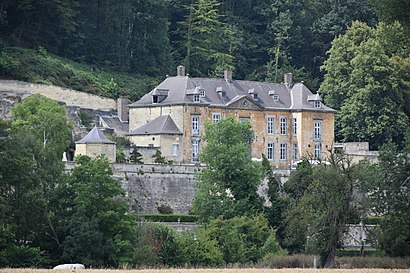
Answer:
xmin=126 ymin=115 xmax=183 ymax=136
xmin=129 ymin=75 xmax=335 ymax=112
xmin=76 ymin=126 xmax=115 ymax=144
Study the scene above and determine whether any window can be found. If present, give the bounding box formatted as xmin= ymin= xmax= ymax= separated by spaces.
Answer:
xmin=280 ymin=117 xmax=287 ymax=135
xmin=292 ymin=143 xmax=298 ymax=160
xmin=172 ymin=143 xmax=179 ymax=156
xmin=193 ymin=94 xmax=200 ymax=103
xmin=273 ymin=94 xmax=279 ymax=102
xmin=267 ymin=143 xmax=274 ymax=160
xmin=239 ymin=117 xmax=250 ymax=123
xmin=192 ymin=115 xmax=200 ymax=136
xmin=212 ymin=113 xmax=221 ymax=123
xmin=252 ymin=93 xmax=258 ymax=100
xmin=267 ymin=117 xmax=275 ymax=135
xmin=314 ymin=142 xmax=322 ymax=159
xmin=200 ymin=89 xmax=206 ymax=97
xmin=293 ymin=118 xmax=297 ymax=135
xmin=314 ymin=120 xmax=322 ymax=140
xmin=191 ymin=139 xmax=200 ymax=161
xmin=152 ymin=95 xmax=159 ymax=104
xmin=315 ymin=100 xmax=321 ymax=108
xmin=280 ymin=143 xmax=287 ymax=160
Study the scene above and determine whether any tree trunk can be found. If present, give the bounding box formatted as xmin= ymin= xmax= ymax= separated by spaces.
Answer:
xmin=323 ymin=245 xmax=336 ymax=268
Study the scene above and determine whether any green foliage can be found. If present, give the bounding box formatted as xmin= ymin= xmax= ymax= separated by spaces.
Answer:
xmin=192 ymin=117 xmax=263 ymax=222
xmin=0 ymin=47 xmax=157 ymax=101
xmin=59 ymin=155 xmax=136 ymax=267
xmin=116 ymin=147 xmax=127 ymax=163
xmin=152 ymin=149 xmax=166 ymax=164
xmin=283 ymin=154 xmax=371 ymax=268
xmin=321 ymin=21 xmax=410 ymax=149
xmin=78 ymin=110 xmax=92 ymax=128
xmin=366 ymin=136 xmax=410 ymax=256
xmin=203 ymin=215 xmax=284 ymax=264
xmin=157 ymin=204 xmax=173 ymax=215
xmin=129 ymin=147 xmax=143 ymax=164
xmin=175 ymin=231 xmax=224 ymax=267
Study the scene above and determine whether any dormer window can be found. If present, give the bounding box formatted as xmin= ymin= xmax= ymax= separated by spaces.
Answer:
xmin=216 ymin=86 xmax=227 ymax=99
xmin=152 ymin=88 xmax=169 ymax=104
xmin=152 ymin=95 xmax=159 ymax=104
xmin=193 ymin=94 xmax=200 ymax=103
xmin=248 ymin=88 xmax=258 ymax=101
xmin=252 ymin=93 xmax=258 ymax=100
xmin=200 ymin=89 xmax=206 ymax=97
xmin=273 ymin=94 xmax=279 ymax=102
xmin=315 ymin=100 xmax=321 ymax=108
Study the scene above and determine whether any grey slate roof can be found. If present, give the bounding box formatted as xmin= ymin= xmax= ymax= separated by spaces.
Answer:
xmin=126 ymin=115 xmax=183 ymax=136
xmin=129 ymin=75 xmax=335 ymax=112
xmin=76 ymin=126 xmax=115 ymax=144
xmin=100 ymin=116 xmax=129 ymax=137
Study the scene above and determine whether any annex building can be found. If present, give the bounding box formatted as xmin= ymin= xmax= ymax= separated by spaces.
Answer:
xmin=127 ymin=66 xmax=335 ymax=171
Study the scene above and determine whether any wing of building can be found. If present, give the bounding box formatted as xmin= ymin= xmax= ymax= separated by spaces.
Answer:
xmin=127 ymin=66 xmax=335 ymax=171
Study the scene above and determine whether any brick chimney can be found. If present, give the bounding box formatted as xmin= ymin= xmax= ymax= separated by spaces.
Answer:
xmin=224 ymin=69 xmax=233 ymax=82
xmin=177 ymin=65 xmax=185 ymax=76
xmin=117 ymin=97 xmax=129 ymax=122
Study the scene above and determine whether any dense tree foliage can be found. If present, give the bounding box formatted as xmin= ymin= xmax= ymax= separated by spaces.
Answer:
xmin=321 ymin=21 xmax=410 ymax=149
xmin=283 ymin=154 xmax=370 ymax=268
xmin=192 ymin=117 xmax=263 ymax=222
xmin=0 ymin=0 xmax=378 ymax=85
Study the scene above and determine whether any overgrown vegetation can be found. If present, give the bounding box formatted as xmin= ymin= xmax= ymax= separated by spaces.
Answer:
xmin=0 ymin=46 xmax=157 ymax=101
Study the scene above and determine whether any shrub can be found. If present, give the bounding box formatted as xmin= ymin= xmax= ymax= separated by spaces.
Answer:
xmin=136 ymin=214 xmax=199 ymax=223
xmin=256 ymin=254 xmax=316 ymax=268
xmin=336 ymin=256 xmax=410 ymax=269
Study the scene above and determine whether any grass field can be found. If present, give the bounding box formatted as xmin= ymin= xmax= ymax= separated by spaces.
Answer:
xmin=0 ymin=269 xmax=409 ymax=273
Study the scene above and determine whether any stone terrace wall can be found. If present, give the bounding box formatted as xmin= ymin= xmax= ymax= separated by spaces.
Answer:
xmin=0 ymin=80 xmax=116 ymax=110
xmin=112 ymin=164 xmax=202 ymax=214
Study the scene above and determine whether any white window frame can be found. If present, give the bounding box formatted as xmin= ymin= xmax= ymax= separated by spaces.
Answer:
xmin=267 ymin=143 xmax=274 ymax=160
xmin=172 ymin=143 xmax=179 ymax=157
xmin=280 ymin=143 xmax=287 ymax=161
xmin=200 ymin=89 xmax=206 ymax=97
xmin=280 ymin=117 xmax=287 ymax=135
xmin=314 ymin=120 xmax=322 ymax=140
xmin=191 ymin=139 xmax=200 ymax=161
xmin=314 ymin=142 xmax=322 ymax=159
xmin=193 ymin=94 xmax=200 ymax=103
xmin=267 ymin=116 xmax=275 ymax=135
xmin=192 ymin=115 xmax=200 ymax=136
xmin=273 ymin=94 xmax=279 ymax=102
xmin=293 ymin=118 xmax=297 ymax=135
xmin=292 ymin=143 xmax=298 ymax=160
xmin=212 ymin=113 xmax=221 ymax=123
xmin=315 ymin=100 xmax=321 ymax=108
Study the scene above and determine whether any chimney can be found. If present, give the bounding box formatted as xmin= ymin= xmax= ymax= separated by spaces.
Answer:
xmin=224 ymin=69 xmax=232 ymax=82
xmin=117 ymin=97 xmax=129 ymax=123
xmin=284 ymin=73 xmax=293 ymax=88
xmin=177 ymin=65 xmax=185 ymax=76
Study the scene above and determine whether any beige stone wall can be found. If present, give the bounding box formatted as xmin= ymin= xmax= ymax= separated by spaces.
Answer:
xmin=129 ymin=103 xmax=334 ymax=168
xmin=0 ymin=80 xmax=116 ymax=110
xmin=128 ymin=134 xmax=161 ymax=147
xmin=160 ymin=135 xmax=183 ymax=162
xmin=128 ymin=105 xmax=184 ymax=132
xmin=75 ymin=143 xmax=116 ymax=163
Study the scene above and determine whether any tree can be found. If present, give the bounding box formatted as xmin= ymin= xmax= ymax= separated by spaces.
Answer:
xmin=367 ymin=135 xmax=410 ymax=256
xmin=321 ymin=21 xmax=410 ymax=149
xmin=0 ymin=96 xmax=70 ymax=267
xmin=129 ymin=146 xmax=143 ymax=164
xmin=192 ymin=117 xmax=263 ymax=222
xmin=283 ymin=154 xmax=369 ymax=268
xmin=178 ymin=0 xmax=236 ymax=76
xmin=152 ymin=149 xmax=166 ymax=164
xmin=59 ymin=155 xmax=136 ymax=267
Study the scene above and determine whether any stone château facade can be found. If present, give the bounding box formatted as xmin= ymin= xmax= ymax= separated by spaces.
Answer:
xmin=127 ymin=66 xmax=335 ymax=171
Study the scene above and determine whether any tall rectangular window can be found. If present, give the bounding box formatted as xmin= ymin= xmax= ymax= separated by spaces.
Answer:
xmin=292 ymin=143 xmax=298 ymax=160
xmin=191 ymin=115 xmax=200 ymax=136
xmin=280 ymin=143 xmax=287 ymax=160
xmin=293 ymin=118 xmax=297 ymax=135
xmin=172 ymin=143 xmax=179 ymax=156
xmin=212 ymin=113 xmax=221 ymax=123
xmin=191 ymin=139 xmax=200 ymax=161
xmin=193 ymin=94 xmax=200 ymax=103
xmin=314 ymin=120 xmax=322 ymax=140
xmin=314 ymin=142 xmax=322 ymax=159
xmin=267 ymin=143 xmax=274 ymax=160
xmin=267 ymin=116 xmax=274 ymax=135
xmin=280 ymin=117 xmax=287 ymax=135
